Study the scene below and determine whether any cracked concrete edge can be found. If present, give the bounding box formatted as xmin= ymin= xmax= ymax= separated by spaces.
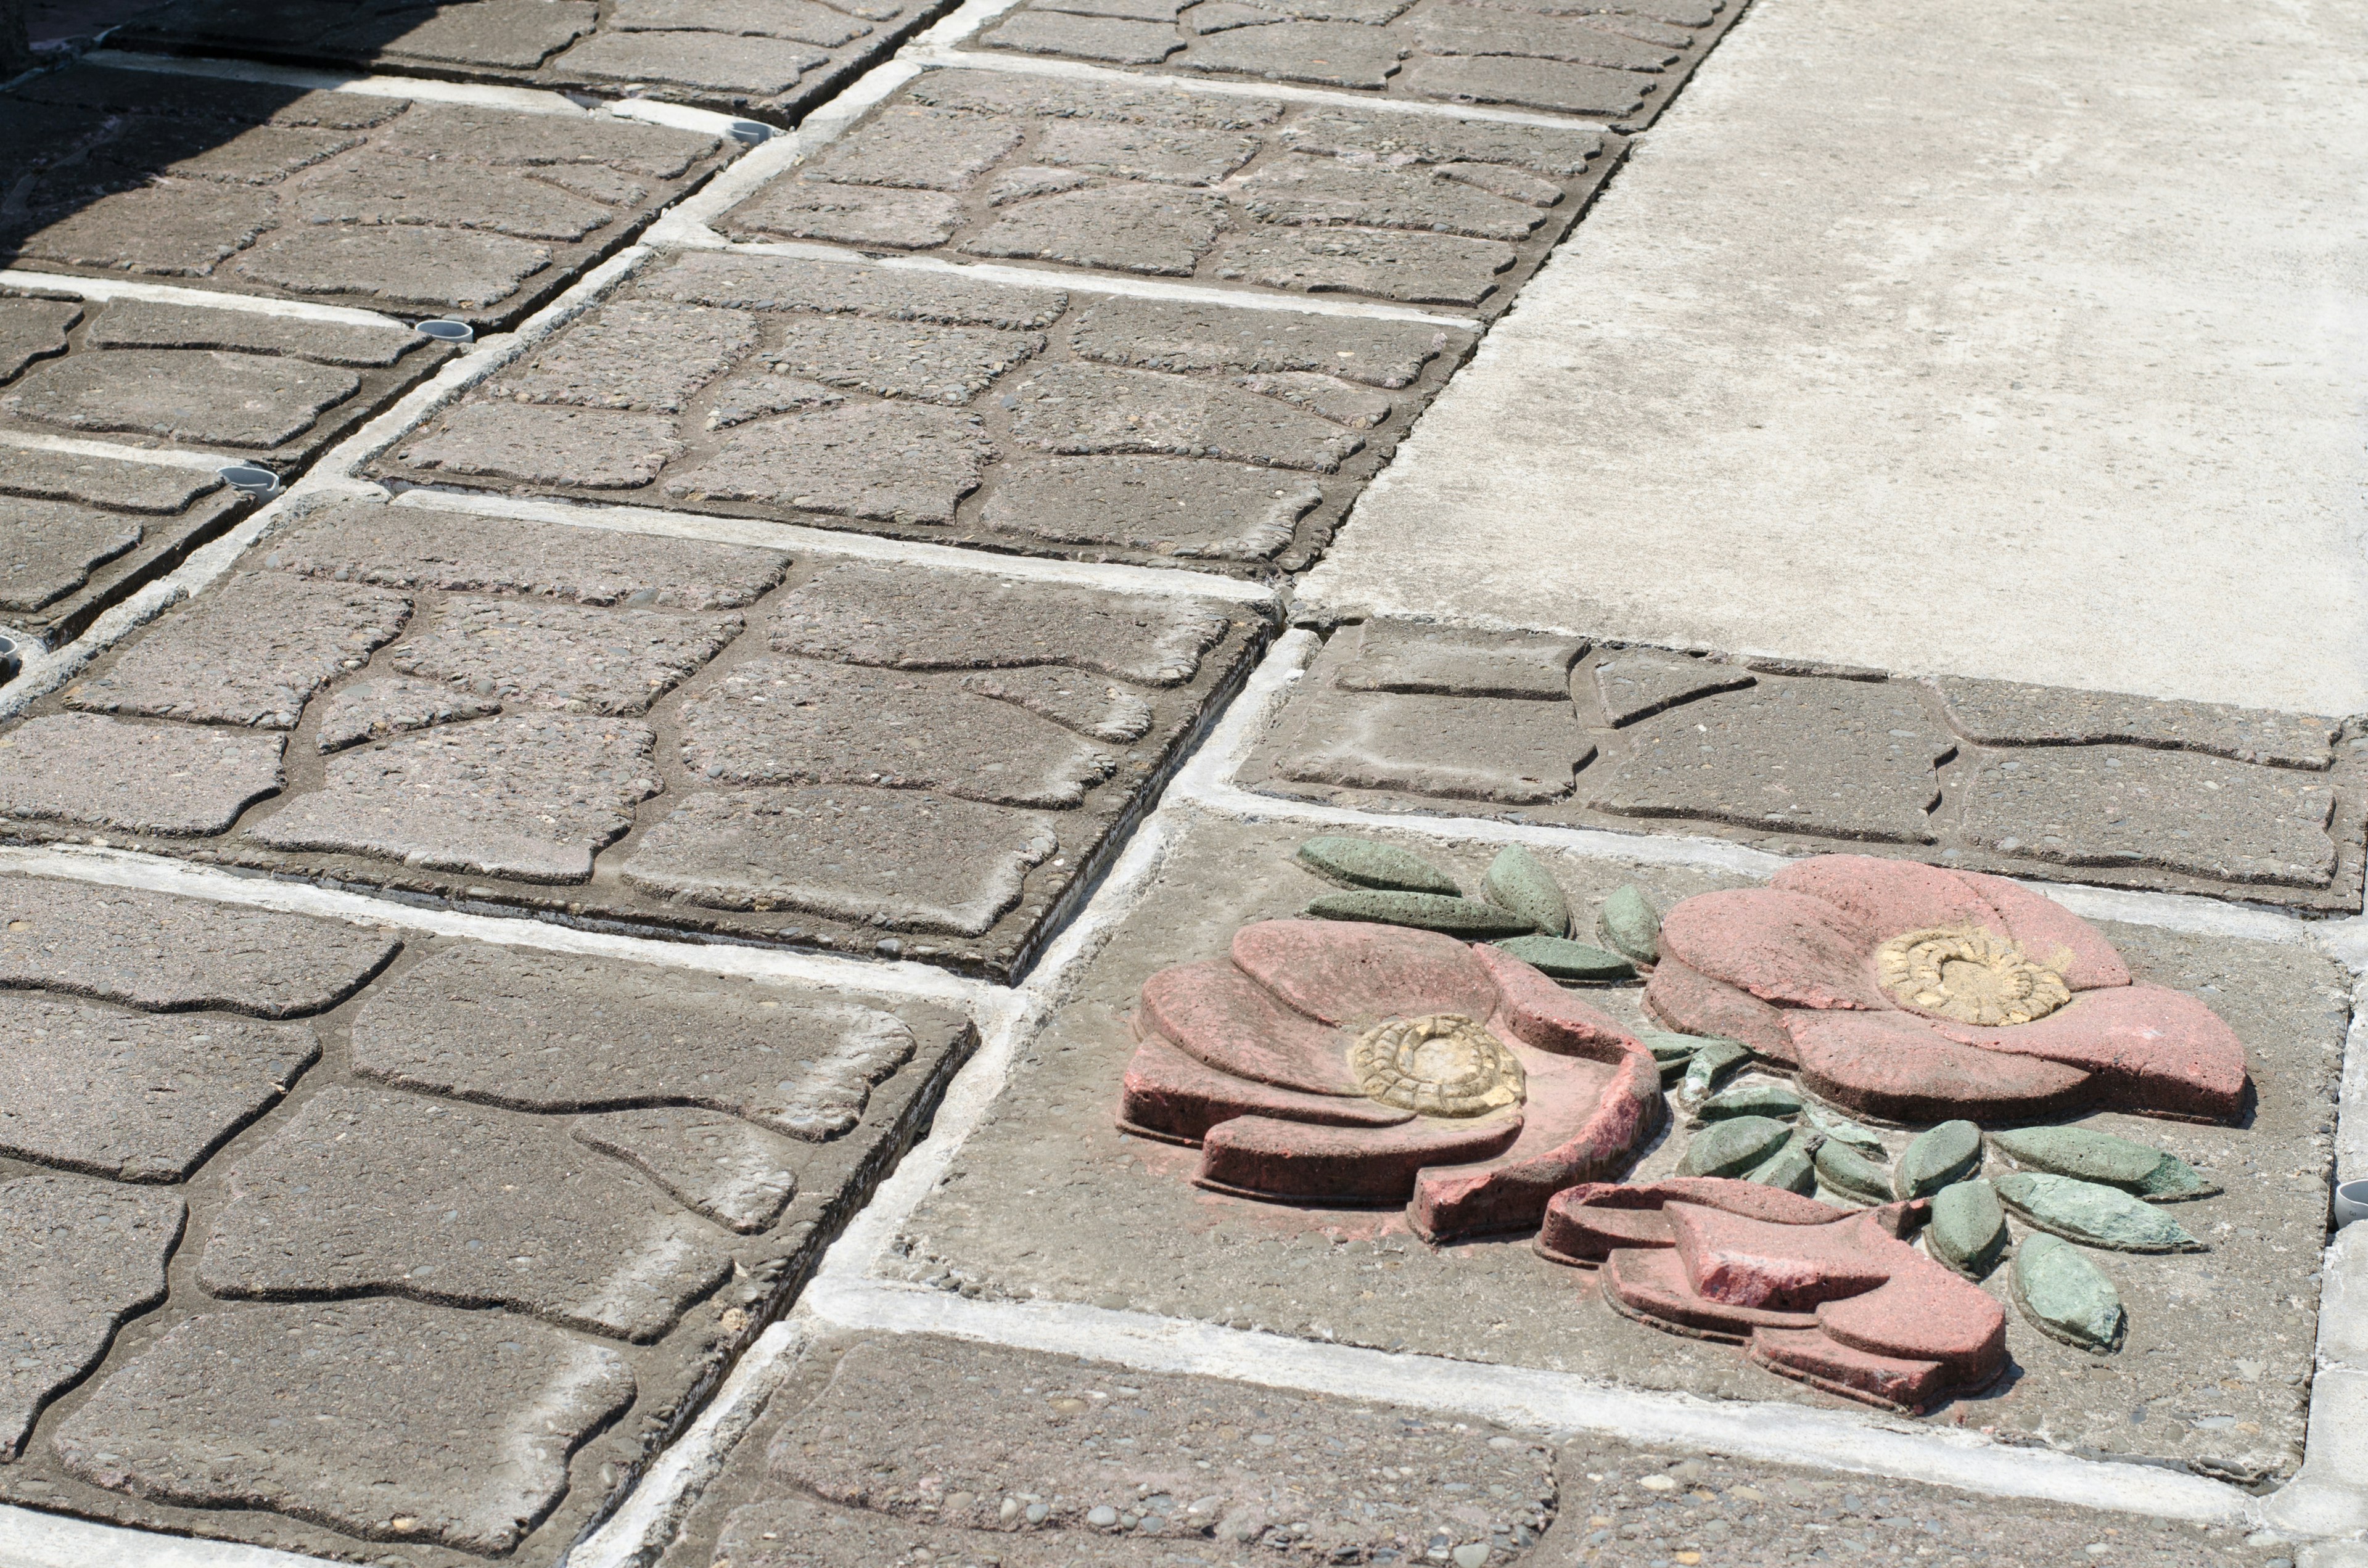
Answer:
xmin=0 ymin=430 xmax=247 ymax=474
xmin=0 ymin=268 xmax=421 ymax=329
xmin=84 ymin=44 xmax=614 ymax=117
xmin=2279 ymin=980 xmax=2368 ymax=1540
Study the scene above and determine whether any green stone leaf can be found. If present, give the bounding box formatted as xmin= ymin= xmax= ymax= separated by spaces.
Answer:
xmin=1294 ymin=837 xmax=1462 ymax=896
xmin=1991 ymin=1126 xmax=2214 ymax=1201
xmin=2012 ymin=1233 xmax=2126 ymax=1352
xmin=1492 ymin=934 xmax=1634 ymax=983
xmin=1677 ymin=1115 xmax=1793 ymax=1179
xmin=1303 ymin=891 xmax=1534 ymax=939
xmin=1804 ymin=1105 xmax=1888 ymax=1159
xmin=1925 ymin=1179 xmax=2008 ymax=1279
xmin=1637 ymin=1031 xmax=1714 ymax=1086
xmin=1678 ymin=1038 xmax=1751 ymax=1107
xmin=1696 ymin=1082 xmax=1804 ymax=1124
xmin=1597 ymin=885 xmax=1662 ymax=967
xmin=1746 ymin=1128 xmax=1820 ymax=1195
xmin=1893 ymin=1120 xmax=1983 ymax=1199
xmin=1994 ymin=1172 xmax=2202 ymax=1253
xmin=1480 ymin=844 xmax=1570 ymax=936
xmin=1814 ymin=1138 xmax=1893 ymax=1204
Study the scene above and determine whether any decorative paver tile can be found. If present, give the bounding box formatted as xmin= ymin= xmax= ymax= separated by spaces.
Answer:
xmin=0 ymin=868 xmax=978 ymax=1567
xmin=0 ymin=1175 xmax=183 ymax=1461
xmin=954 ymin=0 xmax=1744 ymax=129
xmin=881 ymin=809 xmax=2344 ymax=1480
xmin=113 ymin=0 xmax=945 ymax=127
xmin=0 ymin=495 xmax=1263 ymax=975
xmin=0 ymin=67 xmax=734 ymax=328
xmin=710 ymin=67 xmax=1616 ymax=314
xmin=1244 ymin=620 xmax=2368 ymax=909
xmin=0 ymin=447 xmax=249 ymax=649
xmin=376 ymin=248 xmax=1474 ymax=571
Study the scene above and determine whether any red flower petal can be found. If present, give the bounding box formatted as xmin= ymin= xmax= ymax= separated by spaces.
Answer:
xmin=1930 ymin=983 xmax=2247 ymax=1121
xmin=1537 ymin=1178 xmax=1841 ymax=1266
xmin=1641 ymin=955 xmax=1799 ymax=1065
xmin=1657 ymin=889 xmax=1887 ymax=1011
xmin=1788 ymin=1009 xmax=2092 ymax=1122
xmin=1949 ymin=869 xmax=2131 ymax=991
xmin=1230 ymin=919 xmax=1498 ymax=1028
xmin=1770 ymin=855 xmax=2002 ymax=945
xmin=1470 ymin=942 xmax=1641 ymax=1057
xmin=1141 ymin=958 xmax=1362 ymax=1097
xmin=1118 ymin=1035 xmax=1413 ymax=1145
xmin=1195 ymin=1110 xmax=1523 ymax=1204
xmin=1407 ymin=1044 xmax=1661 ymax=1242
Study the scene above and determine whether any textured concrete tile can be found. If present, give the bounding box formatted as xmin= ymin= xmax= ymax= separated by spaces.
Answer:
xmin=388 ymin=597 xmax=744 ymax=715
xmin=1 ymin=349 xmax=359 ymax=449
xmin=52 ymin=1299 xmax=635 ymax=1554
xmin=977 ymin=457 xmax=1321 ymax=559
xmin=501 ymin=301 xmax=761 ymax=412
xmin=0 ymin=1175 xmax=182 ymax=1462
xmin=981 ymin=8 xmax=1188 ymax=62
xmin=713 ymin=68 xmax=1610 ymax=314
xmin=554 ymin=30 xmax=827 ymax=94
xmin=1180 ymin=18 xmax=1410 ymax=86
xmin=67 ymin=572 xmax=411 ymax=728
xmin=670 ymin=402 xmax=994 ymax=520
xmin=0 ymin=297 xmax=78 ymax=380
xmin=0 ymin=874 xmax=397 ymax=1016
xmin=1 ymin=67 xmax=731 ymax=328
xmin=879 ymin=810 xmax=2342 ymax=1479
xmin=0 ymin=714 xmax=284 ymax=835
xmin=763 ymin=314 xmax=1046 ymax=404
xmin=1398 ymin=52 xmax=1650 ymax=116
xmin=1067 ymin=296 xmax=1455 ymax=387
xmin=644 ymin=250 xmax=1071 ymax=329
xmin=397 ymin=401 xmax=688 ymax=488
xmin=315 ymin=674 xmax=504 ymax=750
xmin=0 ymin=453 xmax=246 ymax=649
xmin=1592 ymin=649 xmax=1754 ymax=726
xmin=609 ymin=0 xmax=876 ymax=47
xmin=82 ymin=298 xmax=420 ymax=365
xmin=1009 ymin=363 xmax=1365 ymax=469
xmin=0 ymin=500 xmax=142 ymax=617
xmin=350 ymin=0 xmax=600 ymax=68
xmin=1936 ymin=676 xmax=2341 ymax=770
xmin=0 ymin=993 xmax=317 ymax=1180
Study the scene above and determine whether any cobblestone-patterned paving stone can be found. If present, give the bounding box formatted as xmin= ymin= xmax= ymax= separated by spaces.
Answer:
xmin=710 ymin=68 xmax=1614 ymax=314
xmin=377 ymin=248 xmax=1473 ymax=570
xmin=0 ymin=865 xmax=978 ymax=1567
xmin=1244 ymin=622 xmax=2368 ymax=909
xmin=0 ymin=67 xmax=734 ymax=328
xmin=956 ymin=0 xmax=1743 ymax=129
xmin=0 ymin=448 xmax=249 ymax=649
xmin=113 ymin=0 xmax=948 ymax=128
xmin=0 ymin=496 xmax=1263 ymax=974
xmin=879 ymin=809 xmax=2342 ymax=1482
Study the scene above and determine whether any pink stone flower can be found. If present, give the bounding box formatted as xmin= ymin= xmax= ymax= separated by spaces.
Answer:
xmin=1117 ymin=919 xmax=1663 ymax=1242
xmin=1645 ymin=855 xmax=2250 ymax=1123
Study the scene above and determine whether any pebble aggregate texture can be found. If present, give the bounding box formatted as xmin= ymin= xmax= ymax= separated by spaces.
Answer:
xmin=884 ymin=810 xmax=2346 ymax=1484
xmin=1240 ymin=622 xmax=2368 ymax=911
xmin=953 ymin=0 xmax=1745 ymax=129
xmin=0 ymin=493 xmax=1267 ymax=977
xmin=110 ymin=0 xmax=952 ymax=128
xmin=656 ymin=1333 xmax=2301 ymax=1567
xmin=0 ymin=869 xmax=975 ymax=1567
xmin=0 ymin=446 xmax=250 ymax=649
xmin=711 ymin=66 xmax=1619 ymax=314
xmin=0 ymin=64 xmax=736 ymax=329
xmin=0 ymin=287 xmax=454 ymax=470
xmin=372 ymin=247 xmax=1474 ymax=571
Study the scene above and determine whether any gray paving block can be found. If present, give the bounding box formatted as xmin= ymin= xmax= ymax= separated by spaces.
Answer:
xmin=2 ymin=496 xmax=1264 ymax=974
xmin=372 ymin=247 xmax=1474 ymax=572
xmin=713 ymin=67 xmax=1612 ymax=315
xmin=1 ymin=67 xmax=733 ymax=329
xmin=0 ymin=451 xmax=249 ymax=649
xmin=1245 ymin=621 xmax=2368 ymax=910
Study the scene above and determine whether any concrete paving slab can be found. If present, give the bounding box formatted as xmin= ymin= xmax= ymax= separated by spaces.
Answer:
xmin=0 ymin=445 xmax=249 ymax=651
xmin=707 ymin=64 xmax=1618 ymax=316
xmin=111 ymin=0 xmax=950 ymax=128
xmin=372 ymin=246 xmax=1478 ymax=573
xmin=1 ymin=493 xmax=1268 ymax=977
xmin=0 ymin=65 xmax=736 ymax=329
xmin=877 ymin=807 xmax=2345 ymax=1483
xmin=953 ymin=0 xmax=1747 ymax=131
xmin=0 ymin=868 xmax=976 ymax=1567
xmin=1294 ymin=0 xmax=2368 ymax=718
xmin=1238 ymin=622 xmax=2368 ymax=912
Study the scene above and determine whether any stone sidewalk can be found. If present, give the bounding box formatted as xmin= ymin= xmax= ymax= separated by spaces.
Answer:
xmin=1 ymin=0 xmax=2363 ymax=1564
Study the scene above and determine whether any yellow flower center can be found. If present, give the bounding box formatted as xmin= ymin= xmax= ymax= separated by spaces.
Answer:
xmin=1347 ymin=1014 xmax=1525 ymax=1117
xmin=1874 ymin=925 xmax=2071 ymax=1026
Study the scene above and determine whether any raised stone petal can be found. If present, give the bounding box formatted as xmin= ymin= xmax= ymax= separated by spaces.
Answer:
xmin=1769 ymin=854 xmax=2129 ymax=992
xmin=1535 ymin=1178 xmax=1845 ymax=1266
xmin=2012 ymin=1233 xmax=2126 ymax=1351
xmin=1930 ymin=983 xmax=2248 ymax=1122
xmin=0 ymin=1173 xmax=183 ymax=1461
xmin=1228 ymin=918 xmax=1498 ymax=1027
xmin=1788 ymin=1009 xmax=2092 ymax=1124
xmin=1468 ymin=939 xmax=1640 ymax=1059
xmin=1302 ymin=890 xmax=1537 ymax=938
xmin=1949 ymin=867 xmax=2132 ymax=992
xmin=1811 ymin=1137 xmax=1893 ymax=1204
xmin=1676 ymin=1115 xmax=1793 ymax=1179
xmin=1117 ymin=1033 xmax=1413 ymax=1144
xmin=1480 ymin=844 xmax=1569 ymax=936
xmin=1597 ymin=884 xmax=1662 ymax=966
xmin=1491 ymin=933 xmax=1633 ymax=983
xmin=1990 ymin=1125 xmax=2212 ymax=1199
xmin=51 ymin=1298 xmax=635 ymax=1554
xmin=1293 ymin=835 xmax=1462 ymax=895
xmin=1925 ymin=1178 xmax=2010 ymax=1278
xmin=1138 ymin=958 xmax=1361 ymax=1096
xmin=1892 ymin=1119 xmax=1983 ymax=1199
xmin=1994 ymin=1171 xmax=2202 ymax=1252
xmin=1642 ymin=955 xmax=1798 ymax=1064
xmin=1196 ymin=1107 xmax=1523 ymax=1203
xmin=1657 ymin=887 xmax=1888 ymax=1011
xmin=199 ymin=1086 xmax=733 ymax=1341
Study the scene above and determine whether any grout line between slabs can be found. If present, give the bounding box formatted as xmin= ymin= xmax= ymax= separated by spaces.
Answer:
xmin=0 ymin=429 xmax=254 ymax=475
xmin=0 ymin=1505 xmax=341 ymax=1568
xmin=84 ymin=46 xmax=597 ymax=118
xmin=0 ymin=269 xmax=416 ymax=329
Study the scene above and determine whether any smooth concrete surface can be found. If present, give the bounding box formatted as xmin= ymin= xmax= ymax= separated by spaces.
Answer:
xmin=1300 ymin=0 xmax=2368 ymax=715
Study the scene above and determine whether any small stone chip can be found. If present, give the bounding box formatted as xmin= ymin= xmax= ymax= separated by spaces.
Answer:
xmin=1293 ymin=835 xmax=1462 ymax=896
xmin=52 ymin=1299 xmax=636 ymax=1553
xmin=0 ymin=714 xmax=285 ymax=837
